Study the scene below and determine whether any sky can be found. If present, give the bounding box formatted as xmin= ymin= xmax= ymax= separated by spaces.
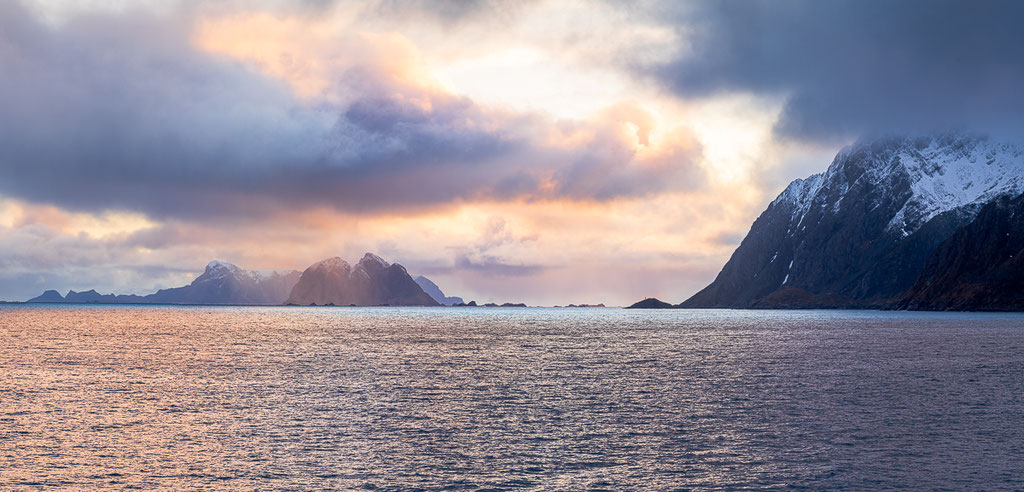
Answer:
xmin=1 ymin=0 xmax=1022 ymax=305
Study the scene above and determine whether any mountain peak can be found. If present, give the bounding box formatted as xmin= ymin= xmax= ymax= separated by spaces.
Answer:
xmin=311 ymin=257 xmax=349 ymax=270
xmin=775 ymin=133 xmax=1024 ymax=238
xmin=206 ymin=260 xmax=238 ymax=270
xmin=680 ymin=133 xmax=1024 ymax=309
xmin=359 ymin=253 xmax=390 ymax=268
xmin=287 ymin=254 xmax=437 ymax=306
xmin=27 ymin=290 xmax=65 ymax=302
xmin=196 ymin=260 xmax=248 ymax=283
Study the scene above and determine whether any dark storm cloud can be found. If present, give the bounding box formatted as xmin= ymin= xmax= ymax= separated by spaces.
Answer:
xmin=367 ymin=0 xmax=534 ymax=25
xmin=0 ymin=220 xmax=198 ymax=300
xmin=411 ymin=254 xmax=546 ymax=277
xmin=453 ymin=254 xmax=545 ymax=276
xmin=0 ymin=0 xmax=701 ymax=220
xmin=650 ymin=0 xmax=1024 ymax=141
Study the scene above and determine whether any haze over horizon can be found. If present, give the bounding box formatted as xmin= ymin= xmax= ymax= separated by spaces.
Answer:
xmin=2 ymin=0 xmax=1023 ymax=305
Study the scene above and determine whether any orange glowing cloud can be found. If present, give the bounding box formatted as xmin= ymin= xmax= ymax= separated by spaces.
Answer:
xmin=193 ymin=11 xmax=445 ymax=103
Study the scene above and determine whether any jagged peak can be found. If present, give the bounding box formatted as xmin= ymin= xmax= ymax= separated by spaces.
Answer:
xmin=359 ymin=252 xmax=391 ymax=268
xmin=195 ymin=260 xmax=300 ymax=286
xmin=770 ymin=133 xmax=1024 ymax=237
xmin=252 ymin=269 xmax=299 ymax=279
xmin=310 ymin=256 xmax=350 ymax=270
xmin=772 ymin=173 xmax=824 ymax=208
xmin=198 ymin=260 xmax=247 ymax=282
xmin=206 ymin=260 xmax=240 ymax=271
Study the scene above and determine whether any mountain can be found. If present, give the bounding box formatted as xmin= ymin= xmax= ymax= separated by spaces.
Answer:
xmin=28 ymin=289 xmax=145 ymax=304
xmin=25 ymin=261 xmax=300 ymax=305
xmin=678 ymin=134 xmax=1024 ymax=309
xmin=146 ymin=261 xmax=300 ymax=305
xmin=627 ymin=298 xmax=674 ymax=309
xmin=897 ymin=193 xmax=1024 ymax=311
xmin=64 ymin=289 xmax=118 ymax=303
xmin=413 ymin=275 xmax=464 ymax=306
xmin=286 ymin=253 xmax=440 ymax=306
xmin=27 ymin=290 xmax=66 ymax=302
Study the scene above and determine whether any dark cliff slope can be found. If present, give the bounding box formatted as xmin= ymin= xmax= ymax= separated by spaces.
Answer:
xmin=679 ymin=135 xmax=1024 ymax=309
xmin=898 ymin=193 xmax=1024 ymax=311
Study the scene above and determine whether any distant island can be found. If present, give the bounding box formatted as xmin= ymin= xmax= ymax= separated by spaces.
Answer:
xmin=26 ymin=253 xmax=477 ymax=308
xmin=28 ymin=261 xmax=301 ymax=305
xmin=630 ymin=134 xmax=1024 ymax=311
xmin=285 ymin=254 xmax=438 ymax=306
xmin=627 ymin=298 xmax=673 ymax=309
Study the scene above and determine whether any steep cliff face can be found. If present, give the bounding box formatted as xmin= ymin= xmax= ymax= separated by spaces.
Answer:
xmin=286 ymin=254 xmax=440 ymax=306
xmin=898 ymin=193 xmax=1024 ymax=311
xmin=413 ymin=275 xmax=464 ymax=306
xmin=680 ymin=134 xmax=1024 ymax=308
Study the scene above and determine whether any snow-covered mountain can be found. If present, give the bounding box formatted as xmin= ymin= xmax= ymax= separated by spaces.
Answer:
xmin=776 ymin=134 xmax=1024 ymax=237
xmin=680 ymin=134 xmax=1024 ymax=309
xmin=146 ymin=261 xmax=301 ymax=305
xmin=28 ymin=261 xmax=301 ymax=305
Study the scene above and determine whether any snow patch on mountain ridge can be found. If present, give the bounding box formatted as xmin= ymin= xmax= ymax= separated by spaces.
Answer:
xmin=773 ymin=134 xmax=1024 ymax=237
xmin=201 ymin=260 xmax=298 ymax=284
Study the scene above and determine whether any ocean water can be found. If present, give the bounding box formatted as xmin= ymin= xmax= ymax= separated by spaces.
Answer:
xmin=1 ymin=305 xmax=1022 ymax=490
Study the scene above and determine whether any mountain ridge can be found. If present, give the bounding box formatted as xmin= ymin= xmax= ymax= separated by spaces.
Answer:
xmin=671 ymin=134 xmax=1024 ymax=310
xmin=285 ymin=253 xmax=440 ymax=306
xmin=27 ymin=260 xmax=300 ymax=305
xmin=413 ymin=275 xmax=464 ymax=306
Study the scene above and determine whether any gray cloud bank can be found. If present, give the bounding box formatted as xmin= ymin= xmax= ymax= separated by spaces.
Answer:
xmin=651 ymin=0 xmax=1024 ymax=141
xmin=0 ymin=0 xmax=701 ymax=220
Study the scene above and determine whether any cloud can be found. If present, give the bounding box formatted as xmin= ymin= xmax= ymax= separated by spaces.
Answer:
xmin=366 ymin=0 xmax=536 ymax=26
xmin=412 ymin=216 xmax=546 ymax=277
xmin=647 ymin=0 xmax=1024 ymax=141
xmin=451 ymin=254 xmax=546 ymax=277
xmin=0 ymin=219 xmax=198 ymax=300
xmin=0 ymin=0 xmax=703 ymax=220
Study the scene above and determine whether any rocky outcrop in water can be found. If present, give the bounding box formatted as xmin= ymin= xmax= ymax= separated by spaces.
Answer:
xmin=285 ymin=254 xmax=439 ymax=306
xmin=627 ymin=298 xmax=674 ymax=309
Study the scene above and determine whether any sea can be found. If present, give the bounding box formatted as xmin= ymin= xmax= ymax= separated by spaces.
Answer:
xmin=1 ymin=305 xmax=1022 ymax=490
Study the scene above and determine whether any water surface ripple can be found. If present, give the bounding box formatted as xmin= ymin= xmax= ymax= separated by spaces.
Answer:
xmin=1 ymin=305 xmax=1022 ymax=489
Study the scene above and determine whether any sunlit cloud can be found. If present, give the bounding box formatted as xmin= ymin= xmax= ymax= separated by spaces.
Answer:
xmin=0 ymin=0 xmax=864 ymax=304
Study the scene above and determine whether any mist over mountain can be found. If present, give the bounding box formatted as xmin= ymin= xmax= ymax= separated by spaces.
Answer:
xmin=413 ymin=276 xmax=464 ymax=306
xmin=24 ymin=256 xmax=466 ymax=307
xmin=28 ymin=261 xmax=300 ymax=305
xmin=145 ymin=261 xmax=301 ymax=305
xmin=286 ymin=254 xmax=440 ymax=307
xmin=669 ymin=134 xmax=1024 ymax=310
